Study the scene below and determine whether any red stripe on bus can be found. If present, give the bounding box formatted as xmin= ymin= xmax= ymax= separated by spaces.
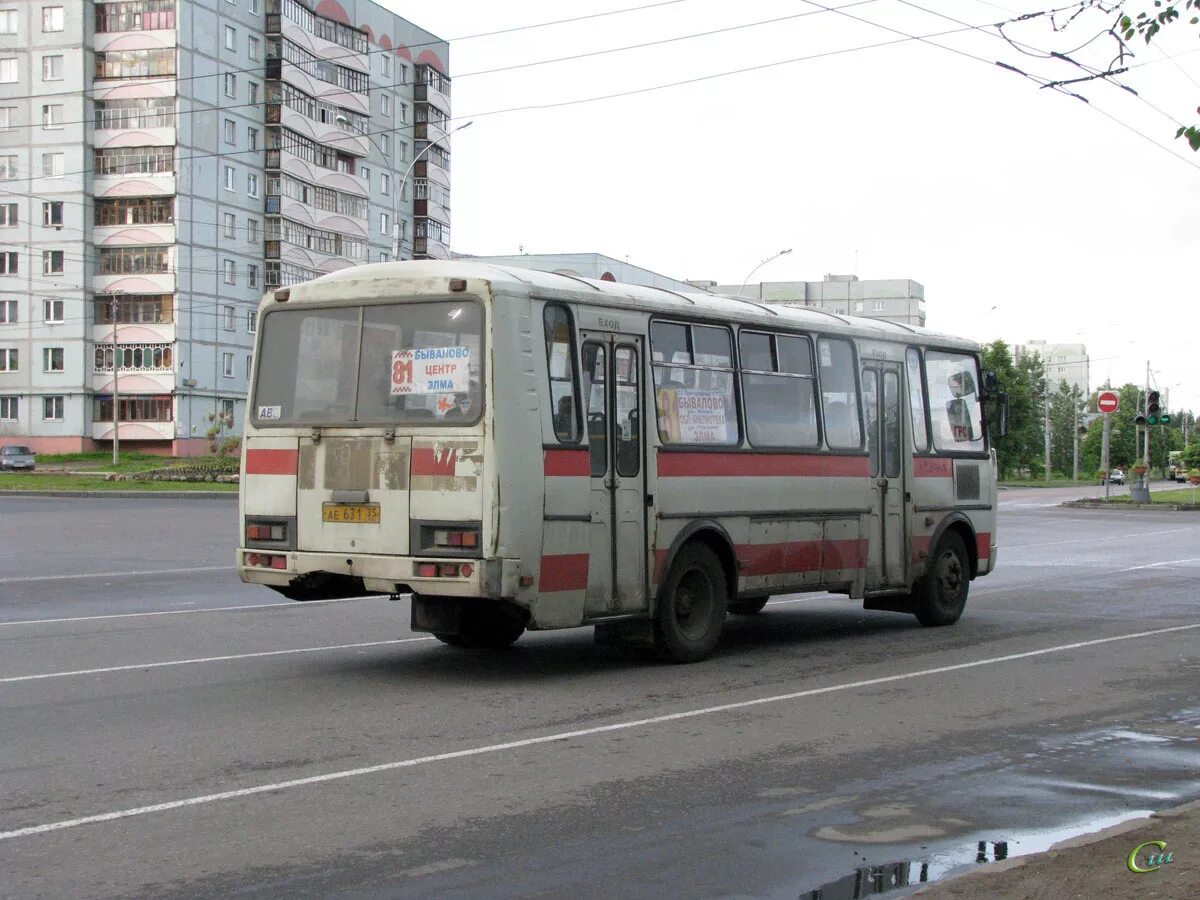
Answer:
xmin=544 ymin=448 xmax=590 ymax=477
xmin=539 ymin=553 xmax=589 ymax=592
xmin=913 ymin=457 xmax=954 ymax=478
xmin=737 ymin=541 xmax=824 ymax=576
xmin=245 ymin=449 xmax=298 ymax=475
xmin=411 ymin=447 xmax=457 ymax=477
xmin=657 ymin=452 xmax=869 ymax=478
xmin=913 ymin=532 xmax=992 ymax=562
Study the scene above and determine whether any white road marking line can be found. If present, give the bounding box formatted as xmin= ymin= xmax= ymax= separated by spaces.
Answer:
xmin=1119 ymin=557 xmax=1200 ymax=572
xmin=1005 ymin=527 xmax=1196 ymax=550
xmin=0 ymin=636 xmax=433 ymax=684
xmin=0 ymin=596 xmax=368 ymax=628
xmin=2 ymin=622 xmax=1196 ymax=843
xmin=0 ymin=565 xmax=232 ymax=584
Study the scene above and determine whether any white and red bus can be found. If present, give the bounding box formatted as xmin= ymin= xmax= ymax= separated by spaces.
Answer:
xmin=239 ymin=261 xmax=1001 ymax=662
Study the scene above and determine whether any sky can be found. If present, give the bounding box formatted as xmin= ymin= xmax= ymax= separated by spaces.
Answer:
xmin=384 ymin=0 xmax=1200 ymax=412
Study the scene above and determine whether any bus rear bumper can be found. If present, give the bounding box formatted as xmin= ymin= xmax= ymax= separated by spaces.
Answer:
xmin=237 ymin=549 xmax=521 ymax=599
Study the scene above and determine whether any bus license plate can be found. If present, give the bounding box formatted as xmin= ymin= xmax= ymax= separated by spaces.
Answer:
xmin=322 ymin=503 xmax=381 ymax=524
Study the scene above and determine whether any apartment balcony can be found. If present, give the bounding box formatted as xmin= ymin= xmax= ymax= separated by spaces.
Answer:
xmin=94 ymin=127 xmax=176 ymax=150
xmin=414 ymin=82 xmax=451 ymax=115
xmin=266 ymin=148 xmax=367 ymax=197
xmin=93 ymin=271 xmax=176 ymax=295
xmin=92 ymin=419 xmax=176 ymax=442
xmin=93 ymin=224 xmax=176 ymax=247
xmin=94 ymin=30 xmax=178 ymax=53
xmin=271 ymin=104 xmax=368 ymax=158
xmin=92 ymin=370 xmax=176 ymax=395
xmin=93 ymin=175 xmax=176 ymax=198
xmin=91 ymin=322 xmax=176 ymax=346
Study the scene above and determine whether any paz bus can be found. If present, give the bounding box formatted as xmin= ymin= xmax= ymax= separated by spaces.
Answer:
xmin=238 ymin=261 xmax=1003 ymax=662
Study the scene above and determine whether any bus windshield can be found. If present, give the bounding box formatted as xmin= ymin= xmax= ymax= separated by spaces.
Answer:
xmin=252 ymin=300 xmax=484 ymax=426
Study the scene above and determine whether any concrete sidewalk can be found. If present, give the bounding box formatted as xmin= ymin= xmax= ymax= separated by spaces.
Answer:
xmin=915 ymin=799 xmax=1199 ymax=898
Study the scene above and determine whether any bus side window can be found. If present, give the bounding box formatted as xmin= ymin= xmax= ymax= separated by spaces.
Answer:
xmin=906 ymin=347 xmax=929 ymax=452
xmin=543 ymin=304 xmax=580 ymax=443
xmin=818 ymin=337 xmax=863 ymax=450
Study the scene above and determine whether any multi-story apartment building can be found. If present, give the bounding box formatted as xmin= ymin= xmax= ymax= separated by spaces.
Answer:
xmin=696 ymin=275 xmax=928 ymax=328
xmin=1012 ymin=340 xmax=1089 ymax=397
xmin=0 ymin=0 xmax=451 ymax=454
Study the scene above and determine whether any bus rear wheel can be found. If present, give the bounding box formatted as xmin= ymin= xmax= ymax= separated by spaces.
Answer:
xmin=913 ymin=532 xmax=969 ymax=627
xmin=655 ymin=543 xmax=728 ymax=663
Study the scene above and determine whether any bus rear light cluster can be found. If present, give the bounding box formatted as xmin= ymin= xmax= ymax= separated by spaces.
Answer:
xmin=433 ymin=529 xmax=478 ymax=549
xmin=246 ymin=522 xmax=287 ymax=542
xmin=246 ymin=553 xmax=288 ymax=570
xmin=415 ymin=562 xmax=475 ymax=578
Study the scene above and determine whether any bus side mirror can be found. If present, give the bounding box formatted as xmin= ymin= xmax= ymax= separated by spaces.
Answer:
xmin=982 ymin=370 xmax=1000 ymax=396
xmin=987 ymin=392 xmax=1010 ymax=440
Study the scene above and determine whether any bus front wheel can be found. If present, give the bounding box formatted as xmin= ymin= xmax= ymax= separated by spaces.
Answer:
xmin=655 ymin=543 xmax=728 ymax=663
xmin=913 ymin=532 xmax=969 ymax=627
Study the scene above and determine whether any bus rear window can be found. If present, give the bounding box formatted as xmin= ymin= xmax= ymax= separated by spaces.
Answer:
xmin=252 ymin=301 xmax=483 ymax=426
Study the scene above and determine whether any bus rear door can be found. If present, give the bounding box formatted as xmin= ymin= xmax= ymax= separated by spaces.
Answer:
xmin=580 ymin=332 xmax=647 ymax=616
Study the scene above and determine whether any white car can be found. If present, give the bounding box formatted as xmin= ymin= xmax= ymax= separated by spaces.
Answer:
xmin=1104 ymin=469 xmax=1126 ymax=486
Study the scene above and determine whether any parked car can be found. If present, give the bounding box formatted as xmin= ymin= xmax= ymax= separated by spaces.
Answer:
xmin=1103 ymin=468 xmax=1126 ymax=486
xmin=0 ymin=445 xmax=35 ymax=471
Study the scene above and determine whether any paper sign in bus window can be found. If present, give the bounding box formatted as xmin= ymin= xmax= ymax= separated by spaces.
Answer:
xmin=391 ymin=346 xmax=471 ymax=395
xmin=658 ymin=388 xmax=729 ymax=444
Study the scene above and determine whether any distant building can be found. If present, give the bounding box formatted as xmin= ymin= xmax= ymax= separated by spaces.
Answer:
xmin=700 ymin=275 xmax=927 ymax=327
xmin=459 ymin=252 xmax=700 ymax=294
xmin=1012 ymin=340 xmax=1089 ymax=396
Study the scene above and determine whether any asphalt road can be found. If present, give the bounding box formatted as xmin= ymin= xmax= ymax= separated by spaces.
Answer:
xmin=1 ymin=490 xmax=1198 ymax=899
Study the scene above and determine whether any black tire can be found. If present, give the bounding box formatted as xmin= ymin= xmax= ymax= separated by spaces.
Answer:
xmin=654 ymin=543 xmax=728 ymax=663
xmin=440 ymin=601 xmax=525 ymax=650
xmin=912 ymin=531 xmax=970 ymax=627
xmin=728 ymin=597 xmax=769 ymax=616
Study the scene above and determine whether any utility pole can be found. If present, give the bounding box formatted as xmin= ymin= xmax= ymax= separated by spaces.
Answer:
xmin=1101 ymin=405 xmax=1111 ymax=502
xmin=111 ymin=294 xmax=120 ymax=467
xmin=1072 ymin=391 xmax=1080 ymax=482
xmin=1043 ymin=380 xmax=1051 ymax=482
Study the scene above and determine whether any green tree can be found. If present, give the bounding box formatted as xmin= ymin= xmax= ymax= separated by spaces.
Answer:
xmin=1049 ymin=380 xmax=1085 ymax=476
xmin=981 ymin=340 xmax=1045 ymax=478
xmin=1118 ymin=1 xmax=1200 ymax=150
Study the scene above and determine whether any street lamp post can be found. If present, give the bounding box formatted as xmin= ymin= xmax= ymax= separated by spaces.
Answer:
xmin=335 ymin=118 xmax=473 ymax=260
xmin=110 ymin=292 xmax=122 ymax=467
xmin=737 ymin=248 xmax=792 ymax=298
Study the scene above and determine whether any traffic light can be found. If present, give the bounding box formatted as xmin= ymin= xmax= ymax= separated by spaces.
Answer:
xmin=1147 ymin=391 xmax=1161 ymax=425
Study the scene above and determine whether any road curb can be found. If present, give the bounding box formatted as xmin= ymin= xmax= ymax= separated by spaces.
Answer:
xmin=0 ymin=489 xmax=236 ymax=499
xmin=1064 ymin=500 xmax=1200 ymax=511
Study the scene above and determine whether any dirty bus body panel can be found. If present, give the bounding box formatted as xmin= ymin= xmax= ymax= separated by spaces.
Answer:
xmin=239 ymin=261 xmax=999 ymax=661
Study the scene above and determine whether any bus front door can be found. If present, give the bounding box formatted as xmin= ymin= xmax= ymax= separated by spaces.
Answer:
xmin=580 ymin=334 xmax=647 ymax=616
xmin=862 ymin=363 xmax=907 ymax=588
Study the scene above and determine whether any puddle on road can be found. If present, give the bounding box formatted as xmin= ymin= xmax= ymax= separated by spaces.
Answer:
xmin=798 ymin=809 xmax=1151 ymax=899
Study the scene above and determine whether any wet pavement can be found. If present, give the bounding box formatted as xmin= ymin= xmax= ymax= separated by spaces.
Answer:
xmin=0 ymin=493 xmax=1197 ymax=898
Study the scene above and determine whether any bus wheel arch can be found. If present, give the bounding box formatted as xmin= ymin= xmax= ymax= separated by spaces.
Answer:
xmin=654 ymin=523 xmax=735 ymax=663
xmin=657 ymin=520 xmax=738 ymax=609
xmin=926 ymin=514 xmax=979 ymax=579
xmin=912 ymin=529 xmax=970 ymax=627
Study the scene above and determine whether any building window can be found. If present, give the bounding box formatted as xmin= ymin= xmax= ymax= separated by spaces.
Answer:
xmin=246 ymin=218 xmax=258 ymax=242
xmin=248 ymin=35 xmax=260 ymax=61
xmin=95 ymin=49 xmax=176 ymax=79
xmin=42 ymin=251 xmax=64 ymax=274
xmin=247 ymin=127 xmax=258 ymax=151
xmin=247 ymin=264 xmax=258 ymax=288
xmin=223 ymin=259 xmax=235 ymax=284
xmin=41 ymin=104 xmax=63 ymax=129
xmin=43 ymin=152 xmax=64 ymax=177
xmin=245 ymin=354 xmax=252 ymax=378
xmin=222 ymin=352 xmax=234 ymax=377
xmin=380 ymin=172 xmax=390 ymax=195
xmin=873 ymin=300 xmax=885 ymax=311
xmin=224 ymin=118 xmax=236 ymax=144
xmin=220 ymin=398 xmax=235 ymax=420
xmin=0 ymin=396 xmax=16 ymax=419
xmin=380 ymin=212 xmax=390 ymax=235
xmin=94 ymin=343 xmax=173 ymax=372
xmin=398 ymin=102 xmax=407 ymax=124
xmin=249 ymin=0 xmax=259 ymax=12
xmin=0 ymin=203 xmax=15 ymax=227
xmin=0 ymin=156 xmax=13 ymax=180
xmin=96 ymin=293 xmax=173 ymax=324
xmin=247 ymin=173 xmax=259 ymax=197
xmin=398 ymin=141 xmax=407 ymax=162
xmin=398 ymin=63 xmax=408 ymax=84
xmin=95 ymin=246 xmax=170 ymax=274
xmin=246 ymin=309 xmax=256 ymax=332
xmin=0 ymin=59 xmax=17 ymax=83
xmin=42 ymin=55 xmax=63 ymax=81
xmin=222 ymin=304 xmax=235 ymax=330
xmin=381 ymin=54 xmax=391 ymax=78
xmin=360 ymin=165 xmax=370 ymax=182
xmin=0 ymin=299 xmax=14 ymax=322
xmin=43 ymin=298 xmax=63 ymax=322
xmin=224 ymin=25 xmax=236 ymax=50
xmin=42 ymin=396 xmax=63 ymax=420
xmin=93 ymin=395 xmax=173 ymax=422
xmin=94 ymin=197 xmax=173 ymax=226
xmin=95 ymin=1 xmax=177 ymax=32
xmin=381 ymin=94 xmax=391 ymax=117
xmin=43 ymin=201 xmax=63 ymax=226
xmin=43 ymin=347 xmax=64 ymax=372
xmin=42 ymin=6 xmax=64 ymax=32
xmin=380 ymin=133 xmax=390 ymax=156
xmin=0 ymin=348 xmax=16 ymax=370
xmin=0 ymin=252 xmax=16 ymax=274
xmin=223 ymin=166 xmax=235 ymax=191
xmin=224 ymin=73 xmax=236 ymax=97
xmin=0 ymin=10 xmax=16 ymax=34
xmin=249 ymin=80 xmax=259 ymax=104
xmin=0 ymin=108 xmax=14 ymax=129
xmin=223 ymin=212 xmax=236 ymax=238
